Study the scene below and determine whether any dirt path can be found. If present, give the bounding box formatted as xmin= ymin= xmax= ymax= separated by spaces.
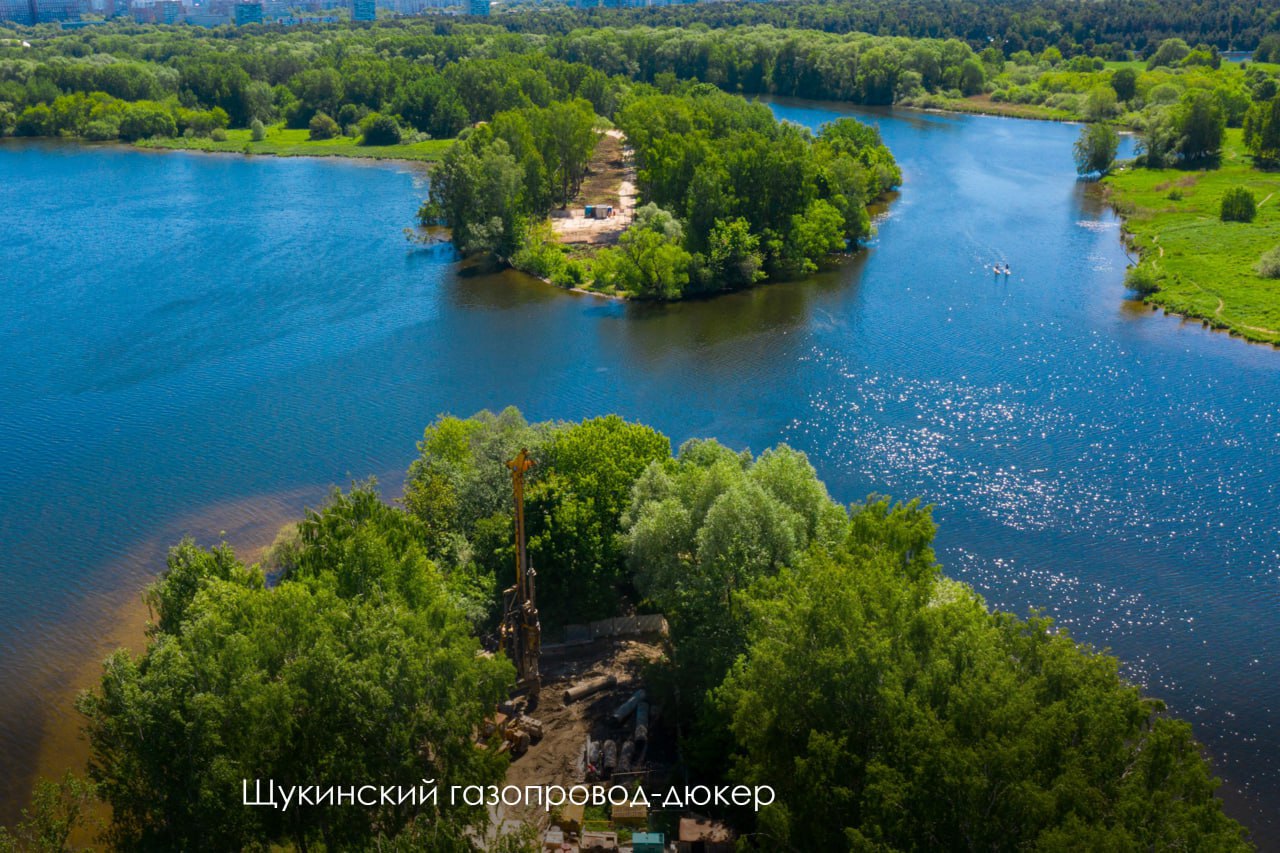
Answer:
xmin=552 ymin=129 xmax=637 ymax=246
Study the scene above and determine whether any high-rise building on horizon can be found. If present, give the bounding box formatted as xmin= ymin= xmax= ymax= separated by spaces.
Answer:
xmin=352 ymin=0 xmax=374 ymax=21
xmin=2 ymin=0 xmax=80 ymax=23
xmin=233 ymin=0 xmax=262 ymax=23
xmin=0 ymin=0 xmax=32 ymax=23
xmin=468 ymin=0 xmax=487 ymax=15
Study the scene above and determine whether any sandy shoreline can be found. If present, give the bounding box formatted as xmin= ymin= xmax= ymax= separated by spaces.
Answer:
xmin=9 ymin=484 xmax=340 ymax=836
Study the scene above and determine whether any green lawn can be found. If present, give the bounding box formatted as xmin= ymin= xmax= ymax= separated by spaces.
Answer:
xmin=1104 ymin=128 xmax=1280 ymax=345
xmin=136 ymin=126 xmax=453 ymax=162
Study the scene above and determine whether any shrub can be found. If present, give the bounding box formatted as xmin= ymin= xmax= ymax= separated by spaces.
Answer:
xmin=1167 ymin=188 xmax=1183 ymax=200
xmin=1256 ymin=246 xmax=1280 ymax=278
xmin=1125 ymin=262 xmax=1162 ymax=294
xmin=210 ymin=128 xmax=227 ymax=142
xmin=337 ymin=103 xmax=368 ymax=128
xmin=1073 ymin=123 xmax=1120 ymax=176
xmin=82 ymin=118 xmax=120 ymax=141
xmin=118 ymin=104 xmax=176 ymax=141
xmin=249 ymin=118 xmax=266 ymax=142
xmin=1147 ymin=84 xmax=1182 ymax=106
xmin=308 ymin=111 xmax=340 ymax=141
xmin=1220 ymin=187 xmax=1257 ymax=222
xmin=360 ymin=112 xmax=402 ymax=146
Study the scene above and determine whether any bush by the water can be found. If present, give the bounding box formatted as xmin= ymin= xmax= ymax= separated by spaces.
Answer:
xmin=1220 ymin=186 xmax=1257 ymax=222
xmin=1256 ymin=246 xmax=1280 ymax=278
xmin=360 ymin=113 xmax=402 ymax=146
xmin=308 ymin=111 xmax=340 ymax=141
xmin=1126 ymin=262 xmax=1162 ymax=294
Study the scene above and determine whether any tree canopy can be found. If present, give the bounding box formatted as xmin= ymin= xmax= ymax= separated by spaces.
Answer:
xmin=78 ymin=492 xmax=512 ymax=852
xmin=25 ymin=409 xmax=1251 ymax=850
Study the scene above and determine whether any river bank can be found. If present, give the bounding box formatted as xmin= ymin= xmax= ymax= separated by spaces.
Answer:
xmin=4 ymin=101 xmax=1280 ymax=845
xmin=1102 ymin=128 xmax=1280 ymax=347
xmin=135 ymin=125 xmax=451 ymax=162
xmin=6 ymin=483 xmax=338 ymax=830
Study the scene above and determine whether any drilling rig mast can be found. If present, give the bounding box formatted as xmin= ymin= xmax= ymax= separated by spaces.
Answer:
xmin=501 ymin=448 xmax=541 ymax=701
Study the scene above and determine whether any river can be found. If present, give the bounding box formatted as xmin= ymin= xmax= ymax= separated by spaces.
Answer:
xmin=1 ymin=102 xmax=1276 ymax=844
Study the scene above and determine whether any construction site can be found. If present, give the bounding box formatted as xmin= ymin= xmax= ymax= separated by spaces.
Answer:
xmin=484 ymin=451 xmax=735 ymax=853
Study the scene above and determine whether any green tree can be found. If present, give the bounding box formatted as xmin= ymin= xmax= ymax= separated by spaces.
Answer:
xmin=1084 ymin=84 xmax=1117 ymax=121
xmin=1110 ymin=66 xmax=1138 ymax=102
xmin=360 ymin=111 xmax=402 ymax=146
xmin=958 ymin=58 xmax=986 ymax=95
xmin=526 ymin=416 xmax=670 ymax=622
xmin=1256 ymin=34 xmax=1280 ymax=64
xmin=1220 ymin=186 xmax=1257 ymax=222
xmin=784 ymin=198 xmax=846 ymax=275
xmin=424 ymin=133 xmax=527 ymax=258
xmin=0 ymin=773 xmax=96 ymax=853
xmin=1074 ymin=122 xmax=1120 ymax=176
xmin=706 ymin=217 xmax=765 ymax=289
xmin=1146 ymin=38 xmax=1191 ymax=69
xmin=622 ymin=441 xmax=846 ymax=734
xmin=610 ymin=204 xmax=692 ymax=299
xmin=79 ymin=491 xmax=512 ymax=852
xmin=308 ymin=110 xmax=340 ymax=140
xmin=1174 ymin=89 xmax=1226 ymax=162
xmin=532 ymin=99 xmax=598 ymax=205
xmin=117 ymin=103 xmax=175 ymax=141
xmin=1244 ymin=95 xmax=1280 ymax=165
xmin=716 ymin=504 xmax=1250 ymax=852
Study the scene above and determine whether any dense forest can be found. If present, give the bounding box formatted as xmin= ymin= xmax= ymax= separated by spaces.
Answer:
xmin=501 ymin=0 xmax=1280 ymax=57
xmin=3 ymin=411 xmax=1248 ymax=850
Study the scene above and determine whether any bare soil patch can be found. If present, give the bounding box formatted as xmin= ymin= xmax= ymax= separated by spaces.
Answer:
xmin=552 ymin=130 xmax=637 ymax=246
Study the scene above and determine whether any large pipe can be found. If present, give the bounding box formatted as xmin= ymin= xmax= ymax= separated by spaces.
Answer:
xmin=634 ymin=702 xmax=650 ymax=744
xmin=602 ymin=739 xmax=618 ymax=777
xmin=564 ymin=674 xmax=617 ymax=704
xmin=611 ymin=689 xmax=647 ymax=723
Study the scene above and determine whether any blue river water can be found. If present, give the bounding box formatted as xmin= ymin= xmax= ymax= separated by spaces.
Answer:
xmin=1 ymin=104 xmax=1277 ymax=842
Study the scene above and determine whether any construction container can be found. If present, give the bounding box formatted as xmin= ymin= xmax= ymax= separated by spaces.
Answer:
xmin=632 ymin=832 xmax=665 ymax=853
xmin=580 ymin=830 xmax=618 ymax=852
xmin=611 ymin=799 xmax=648 ymax=827
xmin=559 ymin=801 xmax=584 ymax=834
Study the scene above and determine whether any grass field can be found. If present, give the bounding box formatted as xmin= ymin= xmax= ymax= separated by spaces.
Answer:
xmin=136 ymin=126 xmax=453 ymax=162
xmin=929 ymin=94 xmax=1076 ymax=122
xmin=1104 ymin=128 xmax=1280 ymax=346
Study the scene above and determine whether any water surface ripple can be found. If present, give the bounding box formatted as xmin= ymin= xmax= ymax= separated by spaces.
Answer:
xmin=1 ymin=106 xmax=1277 ymax=844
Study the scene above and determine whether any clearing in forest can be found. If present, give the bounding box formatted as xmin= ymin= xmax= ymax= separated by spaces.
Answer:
xmin=551 ymin=129 xmax=637 ymax=246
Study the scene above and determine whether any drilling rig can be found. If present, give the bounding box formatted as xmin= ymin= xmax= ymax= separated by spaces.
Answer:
xmin=500 ymin=448 xmax=541 ymax=703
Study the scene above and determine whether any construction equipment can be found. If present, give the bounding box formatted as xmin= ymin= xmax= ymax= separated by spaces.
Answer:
xmin=500 ymin=448 xmax=541 ymax=701
xmin=479 ymin=708 xmax=543 ymax=757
